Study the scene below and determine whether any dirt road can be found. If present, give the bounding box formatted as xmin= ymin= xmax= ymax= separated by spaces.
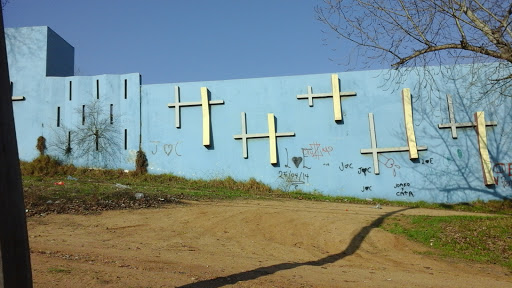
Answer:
xmin=28 ymin=199 xmax=511 ymax=287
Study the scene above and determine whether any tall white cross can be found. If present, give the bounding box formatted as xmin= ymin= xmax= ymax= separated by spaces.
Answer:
xmin=360 ymin=113 xmax=428 ymax=175
xmin=438 ymin=94 xmax=497 ymax=138
xmin=437 ymin=94 xmax=497 ymax=186
xmin=360 ymin=89 xmax=427 ymax=175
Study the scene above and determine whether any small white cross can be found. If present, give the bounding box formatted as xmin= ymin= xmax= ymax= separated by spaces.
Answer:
xmin=233 ymin=112 xmax=294 ymax=164
xmin=168 ymin=86 xmax=224 ymax=146
xmin=296 ymin=74 xmax=356 ymax=122
xmin=360 ymin=113 xmax=427 ymax=175
xmin=438 ymin=94 xmax=497 ymax=138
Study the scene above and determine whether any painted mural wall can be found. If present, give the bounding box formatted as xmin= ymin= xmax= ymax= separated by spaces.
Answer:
xmin=7 ymin=26 xmax=512 ymax=203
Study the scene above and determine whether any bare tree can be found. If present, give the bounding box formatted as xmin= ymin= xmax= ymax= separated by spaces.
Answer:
xmin=48 ymin=125 xmax=73 ymax=162
xmin=49 ymin=100 xmax=122 ymax=168
xmin=316 ymin=0 xmax=512 ymax=100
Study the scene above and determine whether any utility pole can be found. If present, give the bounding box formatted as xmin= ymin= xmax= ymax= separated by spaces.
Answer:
xmin=0 ymin=6 xmax=33 ymax=288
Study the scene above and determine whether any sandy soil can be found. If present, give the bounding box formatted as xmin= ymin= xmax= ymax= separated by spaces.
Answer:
xmin=27 ymin=199 xmax=511 ymax=288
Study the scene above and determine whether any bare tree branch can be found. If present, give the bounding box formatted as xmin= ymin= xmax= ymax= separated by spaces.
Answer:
xmin=49 ymin=100 xmax=122 ymax=168
xmin=316 ymin=0 xmax=512 ymax=99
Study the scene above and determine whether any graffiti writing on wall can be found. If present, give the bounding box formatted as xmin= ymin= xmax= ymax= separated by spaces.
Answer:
xmin=302 ymin=142 xmax=333 ymax=160
xmin=421 ymin=158 xmax=434 ymax=164
xmin=379 ymin=155 xmax=400 ymax=177
xmin=358 ymin=167 xmax=372 ymax=176
xmin=493 ymin=163 xmax=512 ymax=176
xmin=300 ymin=148 xmax=312 ymax=169
xmin=493 ymin=162 xmax=512 ymax=188
xmin=284 ymin=148 xmax=310 ymax=169
xmin=277 ymin=170 xmax=310 ymax=190
xmin=495 ymin=177 xmax=512 ymax=188
xmin=394 ymin=182 xmax=414 ymax=197
xmin=339 ymin=162 xmax=353 ymax=172
xmin=361 ymin=185 xmax=372 ymax=192
xmin=338 ymin=162 xmax=372 ymax=176
xmin=150 ymin=141 xmax=182 ymax=156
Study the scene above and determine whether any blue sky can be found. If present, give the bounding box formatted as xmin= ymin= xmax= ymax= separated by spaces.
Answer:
xmin=3 ymin=0 xmax=365 ymax=84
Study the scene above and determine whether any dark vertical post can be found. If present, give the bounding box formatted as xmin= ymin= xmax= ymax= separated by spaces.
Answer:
xmin=69 ymin=81 xmax=72 ymax=101
xmin=57 ymin=106 xmax=61 ymax=127
xmin=82 ymin=105 xmax=85 ymax=125
xmin=109 ymin=104 xmax=113 ymax=124
xmin=0 ymin=8 xmax=33 ymax=288
xmin=139 ymin=74 xmax=142 ymax=150
xmin=95 ymin=130 xmax=99 ymax=151
xmin=124 ymin=79 xmax=127 ymax=99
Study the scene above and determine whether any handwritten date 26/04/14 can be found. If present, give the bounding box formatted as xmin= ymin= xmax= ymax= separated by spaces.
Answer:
xmin=278 ymin=171 xmax=310 ymax=185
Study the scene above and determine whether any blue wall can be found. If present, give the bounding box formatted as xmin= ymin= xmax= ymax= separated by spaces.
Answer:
xmin=7 ymin=26 xmax=512 ymax=203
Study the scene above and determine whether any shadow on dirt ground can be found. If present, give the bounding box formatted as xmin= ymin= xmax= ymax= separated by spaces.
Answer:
xmin=178 ymin=207 xmax=413 ymax=288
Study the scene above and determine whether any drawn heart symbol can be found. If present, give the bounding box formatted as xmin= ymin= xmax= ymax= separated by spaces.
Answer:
xmin=292 ymin=157 xmax=303 ymax=168
xmin=163 ymin=144 xmax=173 ymax=156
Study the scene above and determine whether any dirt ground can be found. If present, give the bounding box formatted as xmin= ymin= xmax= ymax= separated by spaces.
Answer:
xmin=27 ymin=199 xmax=511 ymax=288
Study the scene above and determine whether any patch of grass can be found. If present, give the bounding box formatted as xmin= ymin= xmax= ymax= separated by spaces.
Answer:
xmin=47 ymin=267 xmax=72 ymax=274
xmin=20 ymin=156 xmax=76 ymax=176
xmin=381 ymin=215 xmax=512 ymax=270
xmin=20 ymin=157 xmax=512 ymax=214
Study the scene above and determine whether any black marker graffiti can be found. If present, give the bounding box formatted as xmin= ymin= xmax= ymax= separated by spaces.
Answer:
xmin=396 ymin=188 xmax=414 ymax=197
xmin=421 ymin=158 xmax=434 ymax=164
xmin=292 ymin=157 xmax=303 ymax=168
xmin=284 ymin=148 xmax=309 ymax=169
xmin=394 ymin=182 xmax=414 ymax=197
xmin=339 ymin=162 xmax=353 ymax=172
xmin=393 ymin=182 xmax=410 ymax=189
xmin=361 ymin=186 xmax=372 ymax=192
xmin=358 ymin=167 xmax=372 ymax=176
xmin=278 ymin=170 xmax=310 ymax=190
